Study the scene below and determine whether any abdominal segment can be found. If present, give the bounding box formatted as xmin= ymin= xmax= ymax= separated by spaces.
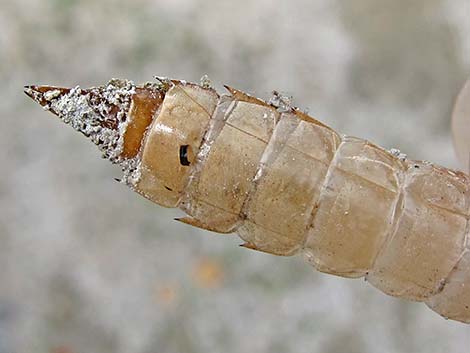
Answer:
xmin=303 ymin=137 xmax=405 ymax=278
xmin=173 ymin=82 xmax=470 ymax=323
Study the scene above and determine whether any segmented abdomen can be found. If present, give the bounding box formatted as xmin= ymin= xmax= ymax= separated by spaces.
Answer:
xmin=25 ymin=79 xmax=470 ymax=323
xmin=162 ymin=84 xmax=470 ymax=323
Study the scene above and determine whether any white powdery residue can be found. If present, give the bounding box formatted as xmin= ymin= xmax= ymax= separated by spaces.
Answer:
xmin=38 ymin=78 xmax=146 ymax=191
xmin=252 ymin=163 xmax=266 ymax=183
xmin=389 ymin=148 xmax=407 ymax=161
xmin=120 ymin=157 xmax=142 ymax=188
xmin=49 ymin=79 xmax=137 ymax=163
xmin=198 ymin=140 xmax=213 ymax=160
xmin=43 ymin=89 xmax=61 ymax=101
xmin=200 ymin=74 xmax=212 ymax=89
xmin=268 ymin=90 xmax=293 ymax=113
xmin=103 ymin=78 xmax=136 ymax=106
xmin=53 ymin=86 xmax=100 ymax=132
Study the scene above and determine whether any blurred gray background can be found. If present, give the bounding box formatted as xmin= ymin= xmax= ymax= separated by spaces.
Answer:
xmin=1 ymin=0 xmax=470 ymax=352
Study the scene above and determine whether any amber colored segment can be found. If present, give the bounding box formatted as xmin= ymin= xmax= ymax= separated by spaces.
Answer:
xmin=121 ymin=88 xmax=163 ymax=159
xmin=136 ymin=84 xmax=218 ymax=207
xmin=185 ymin=101 xmax=279 ymax=233
xmin=237 ymin=113 xmax=340 ymax=255
xmin=427 ymin=248 xmax=470 ymax=323
xmin=303 ymin=138 xmax=404 ymax=277
xmin=367 ymin=162 xmax=468 ymax=300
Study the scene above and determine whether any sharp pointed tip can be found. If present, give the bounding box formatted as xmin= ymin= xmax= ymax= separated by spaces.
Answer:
xmin=24 ymin=84 xmax=66 ymax=101
xmin=239 ymin=242 xmax=257 ymax=250
xmin=25 ymin=79 xmax=142 ymax=164
xmin=23 ymin=85 xmax=37 ymax=99
xmin=223 ymin=84 xmax=234 ymax=93
xmin=23 ymin=85 xmax=45 ymax=106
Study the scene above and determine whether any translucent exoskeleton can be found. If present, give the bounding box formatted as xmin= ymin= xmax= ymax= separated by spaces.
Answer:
xmin=24 ymin=76 xmax=470 ymax=324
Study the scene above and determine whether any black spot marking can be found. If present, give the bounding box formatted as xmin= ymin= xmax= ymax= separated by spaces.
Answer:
xmin=164 ymin=186 xmax=173 ymax=191
xmin=179 ymin=145 xmax=191 ymax=166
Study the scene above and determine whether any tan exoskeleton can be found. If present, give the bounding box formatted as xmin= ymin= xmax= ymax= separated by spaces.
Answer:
xmin=24 ymin=76 xmax=470 ymax=323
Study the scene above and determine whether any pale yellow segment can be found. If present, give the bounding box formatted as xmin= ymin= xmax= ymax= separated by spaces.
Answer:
xmin=178 ymin=84 xmax=219 ymax=115
xmin=303 ymin=138 xmax=403 ymax=277
xmin=427 ymin=249 xmax=470 ymax=323
xmin=425 ymin=171 xmax=470 ymax=323
xmin=367 ymin=162 xmax=468 ymax=300
xmin=225 ymin=101 xmax=277 ymax=142
xmin=286 ymin=118 xmax=341 ymax=162
xmin=184 ymin=102 xmax=279 ymax=233
xmin=237 ymin=113 xmax=339 ymax=255
xmin=334 ymin=138 xmax=405 ymax=192
xmin=136 ymin=84 xmax=217 ymax=207
xmin=416 ymin=165 xmax=470 ymax=216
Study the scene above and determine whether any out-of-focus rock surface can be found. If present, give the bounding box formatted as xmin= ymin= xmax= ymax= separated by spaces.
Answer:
xmin=1 ymin=1 xmax=469 ymax=352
